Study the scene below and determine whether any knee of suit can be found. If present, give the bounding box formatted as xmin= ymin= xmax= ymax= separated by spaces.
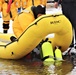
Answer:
xmin=3 ymin=23 xmax=9 ymax=29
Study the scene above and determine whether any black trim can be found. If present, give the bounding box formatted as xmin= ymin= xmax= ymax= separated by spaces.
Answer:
xmin=3 ymin=23 xmax=9 ymax=29
xmin=41 ymin=55 xmax=56 ymax=61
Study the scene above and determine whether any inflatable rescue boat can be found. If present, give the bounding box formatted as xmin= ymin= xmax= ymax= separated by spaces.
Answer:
xmin=0 ymin=14 xmax=72 ymax=59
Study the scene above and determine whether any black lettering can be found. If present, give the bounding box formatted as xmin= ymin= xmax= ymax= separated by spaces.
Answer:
xmin=50 ymin=20 xmax=60 ymax=24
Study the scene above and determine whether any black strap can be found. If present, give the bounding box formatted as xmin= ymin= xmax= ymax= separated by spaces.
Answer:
xmin=41 ymin=56 xmax=49 ymax=61
xmin=32 ymin=0 xmax=34 ymax=6
xmin=10 ymin=11 xmax=12 ymax=18
xmin=41 ymin=55 xmax=56 ymax=61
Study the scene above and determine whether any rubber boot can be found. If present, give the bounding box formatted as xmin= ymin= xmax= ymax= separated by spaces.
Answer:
xmin=3 ymin=30 xmax=7 ymax=33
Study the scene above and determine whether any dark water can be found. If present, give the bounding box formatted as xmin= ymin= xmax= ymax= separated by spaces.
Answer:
xmin=0 ymin=58 xmax=73 ymax=75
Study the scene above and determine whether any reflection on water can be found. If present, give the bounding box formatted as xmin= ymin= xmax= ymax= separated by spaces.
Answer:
xmin=0 ymin=58 xmax=73 ymax=75
xmin=42 ymin=61 xmax=72 ymax=75
xmin=0 ymin=59 xmax=42 ymax=75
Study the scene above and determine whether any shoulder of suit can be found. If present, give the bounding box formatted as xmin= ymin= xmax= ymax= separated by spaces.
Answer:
xmin=18 ymin=9 xmax=30 ymax=16
xmin=22 ymin=9 xmax=30 ymax=13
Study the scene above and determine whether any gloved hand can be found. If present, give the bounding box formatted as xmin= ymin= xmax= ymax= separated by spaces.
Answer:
xmin=10 ymin=36 xmax=17 ymax=42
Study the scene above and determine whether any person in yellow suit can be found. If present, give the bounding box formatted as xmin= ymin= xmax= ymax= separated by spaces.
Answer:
xmin=10 ymin=5 xmax=46 ymax=42
xmin=0 ymin=0 xmax=20 ymax=33
xmin=21 ymin=0 xmax=47 ymax=10
xmin=17 ymin=0 xmax=47 ymax=14
xmin=21 ymin=0 xmax=27 ymax=10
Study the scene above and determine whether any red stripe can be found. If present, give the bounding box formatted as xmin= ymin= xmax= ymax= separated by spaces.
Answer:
xmin=6 ymin=0 xmax=12 ymax=13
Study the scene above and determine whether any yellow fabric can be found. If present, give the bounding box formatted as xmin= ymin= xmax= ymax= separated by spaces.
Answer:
xmin=0 ymin=0 xmax=19 ymax=22
xmin=14 ymin=0 xmax=21 ymax=8
xmin=0 ymin=0 xmax=4 ymax=11
xmin=13 ymin=6 xmax=35 ymax=37
xmin=13 ymin=14 xmax=72 ymax=52
xmin=0 ymin=0 xmax=4 ymax=6
xmin=0 ymin=14 xmax=72 ymax=59
xmin=21 ymin=0 xmax=47 ymax=9
xmin=21 ymin=0 xmax=27 ymax=9
xmin=41 ymin=0 xmax=47 ymax=6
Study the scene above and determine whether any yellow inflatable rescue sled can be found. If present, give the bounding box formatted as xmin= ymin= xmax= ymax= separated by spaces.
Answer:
xmin=0 ymin=14 xmax=72 ymax=59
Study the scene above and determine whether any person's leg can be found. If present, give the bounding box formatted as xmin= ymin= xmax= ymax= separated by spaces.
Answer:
xmin=62 ymin=3 xmax=76 ymax=46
